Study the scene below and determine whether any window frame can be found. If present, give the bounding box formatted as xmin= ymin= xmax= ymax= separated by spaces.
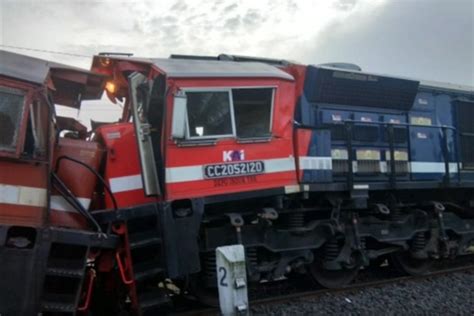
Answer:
xmin=24 ymin=99 xmax=51 ymax=161
xmin=183 ymin=87 xmax=236 ymax=140
xmin=182 ymin=86 xmax=276 ymax=141
xmin=0 ymin=84 xmax=29 ymax=158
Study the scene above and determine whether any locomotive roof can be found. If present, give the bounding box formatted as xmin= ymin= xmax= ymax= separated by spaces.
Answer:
xmin=418 ymin=80 xmax=474 ymax=95
xmin=97 ymin=55 xmax=294 ymax=81
xmin=149 ymin=58 xmax=294 ymax=80
xmin=317 ymin=64 xmax=474 ymax=95
xmin=0 ymin=50 xmax=106 ymax=107
xmin=1 ymin=50 xmax=99 ymax=84
xmin=0 ymin=49 xmax=52 ymax=84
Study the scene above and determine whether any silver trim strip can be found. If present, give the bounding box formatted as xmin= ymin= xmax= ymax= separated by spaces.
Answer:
xmin=108 ymin=161 xmax=462 ymax=193
xmin=0 ymin=184 xmax=47 ymax=207
xmin=165 ymin=157 xmax=295 ymax=184
xmin=410 ymin=162 xmax=458 ymax=173
xmin=299 ymin=156 xmax=332 ymax=171
xmin=109 ymin=174 xmax=143 ymax=193
xmin=50 ymin=195 xmax=91 ymax=213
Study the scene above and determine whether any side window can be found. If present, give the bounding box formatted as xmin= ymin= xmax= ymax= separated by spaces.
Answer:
xmin=183 ymin=88 xmax=274 ymax=140
xmin=186 ymin=91 xmax=234 ymax=138
xmin=233 ymin=88 xmax=273 ymax=138
xmin=0 ymin=86 xmax=25 ymax=154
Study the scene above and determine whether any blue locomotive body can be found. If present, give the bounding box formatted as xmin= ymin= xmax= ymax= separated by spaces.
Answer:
xmin=297 ymin=65 xmax=474 ymax=187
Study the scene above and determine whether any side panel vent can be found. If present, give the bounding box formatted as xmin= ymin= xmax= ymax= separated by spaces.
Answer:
xmin=304 ymin=66 xmax=420 ymax=110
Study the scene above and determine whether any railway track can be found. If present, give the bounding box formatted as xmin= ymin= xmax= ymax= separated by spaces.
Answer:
xmin=175 ymin=259 xmax=474 ymax=316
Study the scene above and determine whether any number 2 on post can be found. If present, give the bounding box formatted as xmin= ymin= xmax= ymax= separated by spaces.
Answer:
xmin=218 ymin=267 xmax=228 ymax=287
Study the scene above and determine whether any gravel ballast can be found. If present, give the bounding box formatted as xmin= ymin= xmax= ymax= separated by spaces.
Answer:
xmin=251 ymin=269 xmax=474 ymax=315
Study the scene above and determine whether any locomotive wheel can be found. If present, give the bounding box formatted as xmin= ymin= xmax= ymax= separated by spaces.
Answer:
xmin=389 ymin=252 xmax=433 ymax=276
xmin=308 ymin=259 xmax=360 ymax=289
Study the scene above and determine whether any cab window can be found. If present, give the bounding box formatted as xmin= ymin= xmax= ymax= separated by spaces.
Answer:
xmin=186 ymin=91 xmax=234 ymax=139
xmin=184 ymin=87 xmax=274 ymax=140
xmin=233 ymin=88 xmax=273 ymax=138
xmin=0 ymin=86 xmax=25 ymax=153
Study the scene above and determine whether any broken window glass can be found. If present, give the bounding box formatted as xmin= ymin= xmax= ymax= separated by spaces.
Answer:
xmin=186 ymin=91 xmax=233 ymax=138
xmin=182 ymin=88 xmax=274 ymax=140
xmin=0 ymin=87 xmax=25 ymax=152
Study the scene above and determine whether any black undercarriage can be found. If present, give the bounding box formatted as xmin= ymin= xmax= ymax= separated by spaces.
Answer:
xmin=195 ymin=185 xmax=474 ymax=290
xmin=3 ymin=185 xmax=474 ymax=315
xmin=91 ymin=184 xmax=474 ymax=293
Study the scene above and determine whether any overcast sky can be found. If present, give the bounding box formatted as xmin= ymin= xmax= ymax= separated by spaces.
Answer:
xmin=1 ymin=0 xmax=473 ymax=125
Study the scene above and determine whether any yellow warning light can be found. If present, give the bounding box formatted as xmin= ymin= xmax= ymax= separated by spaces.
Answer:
xmin=105 ymin=81 xmax=117 ymax=94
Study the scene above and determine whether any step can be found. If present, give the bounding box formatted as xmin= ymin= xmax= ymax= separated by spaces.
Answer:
xmin=41 ymin=301 xmax=76 ymax=313
xmin=138 ymin=289 xmax=171 ymax=312
xmin=47 ymin=257 xmax=85 ymax=270
xmin=46 ymin=258 xmax=85 ymax=278
xmin=46 ymin=266 xmax=84 ymax=278
xmin=133 ymin=260 xmax=164 ymax=282
xmin=129 ymin=231 xmax=162 ymax=249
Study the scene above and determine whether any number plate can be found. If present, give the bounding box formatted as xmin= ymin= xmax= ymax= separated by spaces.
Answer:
xmin=203 ymin=161 xmax=265 ymax=179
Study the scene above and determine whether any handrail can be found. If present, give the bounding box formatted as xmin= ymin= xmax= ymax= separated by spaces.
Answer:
xmin=295 ymin=119 xmax=456 ymax=131
xmin=77 ymin=269 xmax=96 ymax=311
xmin=116 ymin=252 xmax=134 ymax=285
xmin=51 ymin=172 xmax=103 ymax=233
xmin=294 ymin=119 xmax=461 ymax=186
xmin=55 ymin=155 xmax=118 ymax=210
xmin=345 ymin=122 xmax=354 ymax=189
xmin=387 ymin=124 xmax=396 ymax=188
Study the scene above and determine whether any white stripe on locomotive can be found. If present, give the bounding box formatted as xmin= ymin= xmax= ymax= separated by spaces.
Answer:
xmin=107 ymin=159 xmax=461 ymax=194
xmin=50 ymin=195 xmax=91 ymax=213
xmin=0 ymin=184 xmax=47 ymax=207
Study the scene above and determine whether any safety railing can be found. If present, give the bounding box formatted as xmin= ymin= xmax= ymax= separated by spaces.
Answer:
xmin=295 ymin=120 xmax=460 ymax=189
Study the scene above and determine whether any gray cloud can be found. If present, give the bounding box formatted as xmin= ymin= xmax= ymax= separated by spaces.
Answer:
xmin=170 ymin=0 xmax=188 ymax=12
xmin=242 ymin=9 xmax=264 ymax=28
xmin=303 ymin=0 xmax=474 ymax=85
xmin=222 ymin=3 xmax=238 ymax=13
xmin=224 ymin=16 xmax=241 ymax=29
xmin=333 ymin=0 xmax=358 ymax=11
xmin=1 ymin=0 xmax=471 ymax=127
xmin=1 ymin=0 xmax=472 ymax=87
xmin=286 ymin=0 xmax=298 ymax=12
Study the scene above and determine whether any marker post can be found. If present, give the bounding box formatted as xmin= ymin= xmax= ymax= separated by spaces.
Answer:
xmin=216 ymin=245 xmax=249 ymax=316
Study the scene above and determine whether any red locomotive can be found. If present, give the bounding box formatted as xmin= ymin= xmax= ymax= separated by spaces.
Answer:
xmin=1 ymin=50 xmax=474 ymax=315
xmin=0 ymin=50 xmax=116 ymax=315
